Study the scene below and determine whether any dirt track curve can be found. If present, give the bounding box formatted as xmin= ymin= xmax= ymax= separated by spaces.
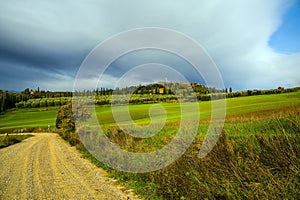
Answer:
xmin=0 ymin=133 xmax=139 ymax=200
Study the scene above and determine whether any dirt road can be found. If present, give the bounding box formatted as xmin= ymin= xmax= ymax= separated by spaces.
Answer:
xmin=0 ymin=133 xmax=139 ymax=200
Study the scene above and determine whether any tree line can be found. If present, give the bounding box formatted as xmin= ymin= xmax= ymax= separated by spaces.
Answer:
xmin=0 ymin=88 xmax=72 ymax=113
xmin=1 ymin=85 xmax=299 ymax=112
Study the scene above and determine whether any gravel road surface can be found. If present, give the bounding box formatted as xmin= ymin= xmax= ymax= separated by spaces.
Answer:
xmin=0 ymin=133 xmax=139 ymax=200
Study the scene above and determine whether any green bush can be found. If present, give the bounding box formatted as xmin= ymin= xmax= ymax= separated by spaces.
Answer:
xmin=56 ymin=101 xmax=90 ymax=146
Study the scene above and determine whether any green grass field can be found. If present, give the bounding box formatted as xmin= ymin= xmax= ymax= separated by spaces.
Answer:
xmin=97 ymin=91 xmax=300 ymax=125
xmin=1 ymin=92 xmax=299 ymax=131
xmin=0 ymin=107 xmax=58 ymax=131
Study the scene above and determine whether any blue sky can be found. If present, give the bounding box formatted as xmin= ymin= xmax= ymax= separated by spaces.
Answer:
xmin=0 ymin=0 xmax=299 ymax=91
xmin=269 ymin=1 xmax=300 ymax=54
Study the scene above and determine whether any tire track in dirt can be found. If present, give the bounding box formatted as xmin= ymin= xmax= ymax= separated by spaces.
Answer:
xmin=0 ymin=136 xmax=40 ymax=199
xmin=0 ymin=133 xmax=139 ymax=200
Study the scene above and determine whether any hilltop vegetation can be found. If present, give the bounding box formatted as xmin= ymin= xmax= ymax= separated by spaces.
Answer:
xmin=0 ymin=88 xmax=71 ymax=112
xmin=1 ymin=84 xmax=299 ymax=111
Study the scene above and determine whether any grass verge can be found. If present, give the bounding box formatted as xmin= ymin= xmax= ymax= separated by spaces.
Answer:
xmin=0 ymin=134 xmax=33 ymax=148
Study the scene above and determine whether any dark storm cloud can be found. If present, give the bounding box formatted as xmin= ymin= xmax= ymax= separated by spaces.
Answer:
xmin=0 ymin=26 xmax=91 ymax=73
xmin=106 ymin=49 xmax=205 ymax=83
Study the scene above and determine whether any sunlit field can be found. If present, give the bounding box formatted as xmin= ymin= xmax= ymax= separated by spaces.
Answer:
xmin=97 ymin=91 xmax=300 ymax=125
xmin=0 ymin=107 xmax=58 ymax=131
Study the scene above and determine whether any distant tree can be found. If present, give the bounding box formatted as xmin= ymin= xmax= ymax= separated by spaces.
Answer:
xmin=24 ymin=88 xmax=30 ymax=94
xmin=247 ymin=90 xmax=252 ymax=96
xmin=229 ymin=87 xmax=232 ymax=93
xmin=278 ymin=86 xmax=284 ymax=90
